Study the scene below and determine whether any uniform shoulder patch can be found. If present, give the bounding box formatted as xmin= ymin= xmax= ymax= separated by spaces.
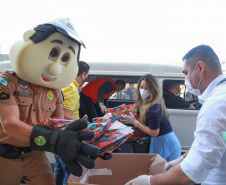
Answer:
xmin=0 ymin=77 xmax=10 ymax=87
xmin=0 ymin=89 xmax=10 ymax=100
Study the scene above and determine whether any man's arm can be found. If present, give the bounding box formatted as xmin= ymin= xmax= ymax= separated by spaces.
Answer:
xmin=125 ymin=163 xmax=194 ymax=185
xmin=137 ymin=122 xmax=159 ymax=137
xmin=60 ymin=85 xmax=79 ymax=120
xmin=63 ymin=108 xmax=76 ymax=121
xmin=188 ymin=105 xmax=195 ymax=109
xmin=164 ymin=150 xmax=189 ymax=172
xmin=97 ymin=81 xmax=113 ymax=103
xmin=0 ymin=105 xmax=33 ymax=142
xmin=151 ymin=164 xmax=194 ymax=185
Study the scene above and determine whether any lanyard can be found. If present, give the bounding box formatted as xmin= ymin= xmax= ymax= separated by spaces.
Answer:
xmin=216 ymin=78 xmax=226 ymax=86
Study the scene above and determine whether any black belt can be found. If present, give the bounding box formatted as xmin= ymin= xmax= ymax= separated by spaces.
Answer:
xmin=0 ymin=144 xmax=32 ymax=159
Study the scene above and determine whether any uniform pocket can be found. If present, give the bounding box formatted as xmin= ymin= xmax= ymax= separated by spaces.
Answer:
xmin=42 ymin=103 xmax=56 ymax=119
xmin=15 ymin=97 xmax=32 ymax=121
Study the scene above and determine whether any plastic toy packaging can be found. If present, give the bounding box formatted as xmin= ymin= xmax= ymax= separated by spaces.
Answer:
xmin=95 ymin=120 xmax=134 ymax=156
xmin=37 ymin=113 xmax=134 ymax=156
xmin=85 ymin=113 xmax=113 ymax=142
xmin=106 ymin=103 xmax=139 ymax=123
xmin=38 ymin=118 xmax=72 ymax=128
xmin=83 ymin=113 xmax=134 ymax=156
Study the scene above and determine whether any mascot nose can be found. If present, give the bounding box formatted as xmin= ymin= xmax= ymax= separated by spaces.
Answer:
xmin=48 ymin=63 xmax=62 ymax=76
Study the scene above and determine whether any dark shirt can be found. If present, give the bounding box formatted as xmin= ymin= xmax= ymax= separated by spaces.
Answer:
xmin=146 ymin=103 xmax=172 ymax=136
xmin=163 ymin=91 xmax=190 ymax=109
xmin=97 ymin=81 xmax=114 ymax=103
xmin=125 ymin=87 xmax=134 ymax=100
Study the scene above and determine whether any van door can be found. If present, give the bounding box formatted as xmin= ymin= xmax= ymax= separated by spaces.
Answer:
xmin=168 ymin=109 xmax=198 ymax=152
xmin=159 ymin=77 xmax=199 ymax=152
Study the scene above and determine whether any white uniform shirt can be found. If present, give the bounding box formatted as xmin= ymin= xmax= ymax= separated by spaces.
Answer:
xmin=181 ymin=74 xmax=226 ymax=185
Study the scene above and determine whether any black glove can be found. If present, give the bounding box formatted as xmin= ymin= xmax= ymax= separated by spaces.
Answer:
xmin=30 ymin=119 xmax=99 ymax=176
xmin=99 ymin=153 xmax=113 ymax=160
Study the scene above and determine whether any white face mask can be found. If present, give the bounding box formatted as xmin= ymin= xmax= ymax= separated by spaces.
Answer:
xmin=185 ymin=65 xmax=203 ymax=96
xmin=185 ymin=78 xmax=201 ymax=96
xmin=139 ymin=89 xmax=150 ymax=100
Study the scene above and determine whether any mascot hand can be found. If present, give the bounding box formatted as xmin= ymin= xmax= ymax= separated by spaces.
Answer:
xmin=30 ymin=119 xmax=99 ymax=177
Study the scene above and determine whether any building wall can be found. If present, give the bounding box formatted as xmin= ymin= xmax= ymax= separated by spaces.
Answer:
xmin=0 ymin=54 xmax=9 ymax=62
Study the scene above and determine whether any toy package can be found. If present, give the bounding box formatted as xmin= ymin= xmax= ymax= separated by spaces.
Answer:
xmin=83 ymin=113 xmax=134 ymax=156
xmin=37 ymin=113 xmax=134 ymax=156
xmin=96 ymin=120 xmax=134 ymax=156
xmin=106 ymin=103 xmax=139 ymax=123
xmin=84 ymin=113 xmax=113 ymax=143
xmin=106 ymin=103 xmax=146 ymax=142
xmin=38 ymin=118 xmax=72 ymax=128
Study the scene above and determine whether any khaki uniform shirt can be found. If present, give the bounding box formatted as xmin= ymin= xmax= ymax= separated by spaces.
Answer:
xmin=0 ymin=71 xmax=64 ymax=147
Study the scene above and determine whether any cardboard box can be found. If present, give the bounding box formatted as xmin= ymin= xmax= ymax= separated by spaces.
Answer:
xmin=67 ymin=153 xmax=166 ymax=185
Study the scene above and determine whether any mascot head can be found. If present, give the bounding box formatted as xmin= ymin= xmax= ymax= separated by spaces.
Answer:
xmin=9 ymin=18 xmax=85 ymax=89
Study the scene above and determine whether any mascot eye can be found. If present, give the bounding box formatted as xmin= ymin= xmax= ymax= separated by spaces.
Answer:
xmin=61 ymin=53 xmax=70 ymax=62
xmin=49 ymin=48 xmax=59 ymax=58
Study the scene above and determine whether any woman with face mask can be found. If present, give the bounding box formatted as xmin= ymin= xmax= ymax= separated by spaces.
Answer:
xmin=123 ymin=74 xmax=181 ymax=162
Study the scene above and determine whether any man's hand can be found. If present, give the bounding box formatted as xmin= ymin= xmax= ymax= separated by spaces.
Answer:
xmin=30 ymin=119 xmax=99 ymax=177
xmin=122 ymin=112 xmax=139 ymax=127
xmin=163 ymin=155 xmax=184 ymax=172
xmin=99 ymin=103 xmax=107 ymax=113
xmin=125 ymin=175 xmax=152 ymax=185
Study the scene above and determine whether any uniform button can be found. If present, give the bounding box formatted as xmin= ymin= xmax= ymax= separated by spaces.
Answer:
xmin=49 ymin=108 xmax=51 ymax=110
xmin=36 ymin=93 xmax=38 ymax=95
xmin=33 ymin=109 xmax=36 ymax=111
xmin=22 ymin=101 xmax=25 ymax=103
xmin=31 ymin=123 xmax=35 ymax=126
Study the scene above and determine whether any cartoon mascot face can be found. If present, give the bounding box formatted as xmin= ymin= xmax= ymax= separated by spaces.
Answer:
xmin=9 ymin=18 xmax=85 ymax=89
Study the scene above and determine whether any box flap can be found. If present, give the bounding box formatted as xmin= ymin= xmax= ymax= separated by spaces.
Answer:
xmin=68 ymin=153 xmax=162 ymax=185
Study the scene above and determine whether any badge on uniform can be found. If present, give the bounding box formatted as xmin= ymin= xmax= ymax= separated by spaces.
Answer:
xmin=16 ymin=91 xmax=32 ymax=98
xmin=34 ymin=136 xmax=46 ymax=146
xmin=47 ymin=90 xmax=54 ymax=100
xmin=0 ymin=89 xmax=10 ymax=100
xmin=0 ymin=77 xmax=9 ymax=87
xmin=19 ymin=84 xmax=30 ymax=90
xmin=19 ymin=79 xmax=26 ymax=84
xmin=19 ymin=79 xmax=30 ymax=90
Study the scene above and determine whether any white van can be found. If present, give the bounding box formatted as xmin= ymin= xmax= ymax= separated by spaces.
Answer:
xmin=0 ymin=61 xmax=199 ymax=153
xmin=87 ymin=61 xmax=199 ymax=153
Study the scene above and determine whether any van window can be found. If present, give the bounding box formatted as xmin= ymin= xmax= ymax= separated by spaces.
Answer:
xmin=79 ymin=80 xmax=138 ymax=101
xmin=162 ymin=79 xmax=201 ymax=110
xmin=110 ymin=83 xmax=137 ymax=100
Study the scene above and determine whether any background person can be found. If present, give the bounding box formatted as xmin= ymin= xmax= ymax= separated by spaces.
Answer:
xmin=54 ymin=61 xmax=90 ymax=185
xmin=163 ymin=80 xmax=195 ymax=109
xmin=125 ymin=45 xmax=226 ymax=185
xmin=79 ymin=78 xmax=126 ymax=122
xmin=62 ymin=61 xmax=90 ymax=120
xmin=125 ymin=83 xmax=135 ymax=100
xmin=123 ymin=74 xmax=181 ymax=162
